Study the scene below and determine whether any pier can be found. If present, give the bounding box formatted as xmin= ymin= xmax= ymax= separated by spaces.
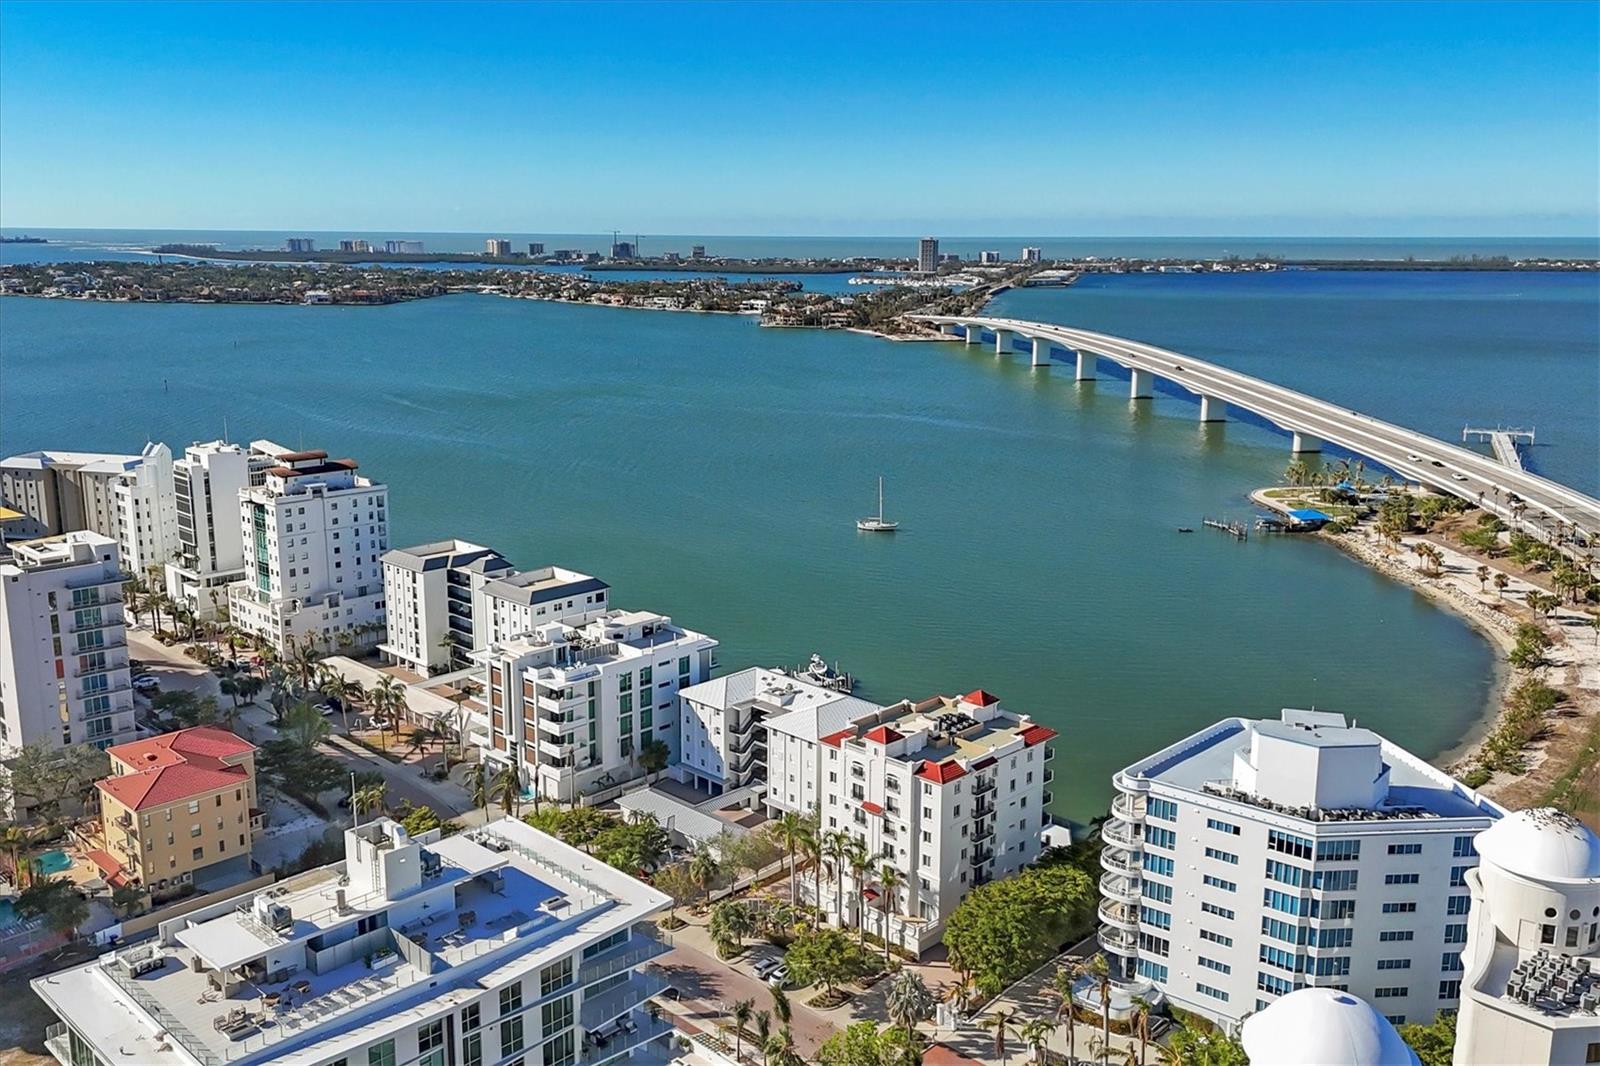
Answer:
xmin=1203 ymin=517 xmax=1249 ymax=540
xmin=1463 ymin=426 xmax=1535 ymax=471
xmin=912 ymin=314 xmax=1600 ymax=547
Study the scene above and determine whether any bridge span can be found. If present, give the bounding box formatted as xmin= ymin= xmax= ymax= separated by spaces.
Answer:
xmin=911 ymin=314 xmax=1600 ymax=544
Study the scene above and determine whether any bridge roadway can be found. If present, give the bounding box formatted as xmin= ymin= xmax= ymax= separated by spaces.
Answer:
xmin=911 ymin=314 xmax=1600 ymax=543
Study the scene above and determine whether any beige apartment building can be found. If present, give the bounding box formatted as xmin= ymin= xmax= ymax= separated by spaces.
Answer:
xmin=90 ymin=725 xmax=262 ymax=896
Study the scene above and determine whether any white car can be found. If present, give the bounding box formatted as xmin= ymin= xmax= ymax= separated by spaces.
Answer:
xmin=317 ymin=703 xmax=339 ymax=717
xmin=766 ymin=964 xmax=790 ymax=988
xmin=1406 ymin=453 xmax=1424 ymax=462
xmin=752 ymin=956 xmax=782 ymax=980
xmin=132 ymin=675 xmax=160 ymax=692
xmin=1451 ymin=473 xmax=1470 ymax=482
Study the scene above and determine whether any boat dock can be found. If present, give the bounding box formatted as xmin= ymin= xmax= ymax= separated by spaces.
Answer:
xmin=1462 ymin=426 xmax=1535 ymax=471
xmin=1203 ymin=517 xmax=1249 ymax=540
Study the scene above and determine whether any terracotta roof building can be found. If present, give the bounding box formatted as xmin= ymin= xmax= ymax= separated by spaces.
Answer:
xmin=94 ymin=726 xmax=262 ymax=896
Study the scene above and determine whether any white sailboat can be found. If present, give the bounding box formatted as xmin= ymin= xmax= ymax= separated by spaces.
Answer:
xmin=856 ymin=476 xmax=899 ymax=532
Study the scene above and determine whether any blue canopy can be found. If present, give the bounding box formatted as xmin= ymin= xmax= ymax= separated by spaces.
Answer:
xmin=1288 ymin=508 xmax=1332 ymax=522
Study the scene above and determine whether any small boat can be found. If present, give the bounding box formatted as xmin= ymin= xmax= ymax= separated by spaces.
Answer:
xmin=856 ymin=476 xmax=899 ymax=532
xmin=1177 ymin=527 xmax=1194 ymax=533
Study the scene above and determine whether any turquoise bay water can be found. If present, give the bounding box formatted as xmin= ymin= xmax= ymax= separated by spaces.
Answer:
xmin=4 ymin=271 xmax=1589 ymax=822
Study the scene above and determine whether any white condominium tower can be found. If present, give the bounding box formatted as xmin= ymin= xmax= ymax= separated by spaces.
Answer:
xmin=33 ymin=817 xmax=676 ymax=1066
xmin=0 ymin=532 xmax=134 ymax=756
xmin=381 ymin=540 xmax=611 ymax=676
xmin=481 ymin=611 xmax=716 ymax=804
xmin=818 ymin=689 xmax=1057 ymax=957
xmin=380 ymin=540 xmax=517 ymax=674
xmin=1100 ymin=709 xmax=1502 ymax=1031
xmin=1453 ymin=808 xmax=1599 ymax=1066
xmin=163 ymin=440 xmax=277 ymax=619
xmin=0 ymin=444 xmax=177 ymax=574
xmin=680 ymin=667 xmax=880 ymax=798
xmin=227 ymin=444 xmax=389 ymax=654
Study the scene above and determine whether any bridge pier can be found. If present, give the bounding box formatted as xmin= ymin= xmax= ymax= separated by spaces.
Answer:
xmin=1291 ymin=431 xmax=1322 ymax=454
xmin=994 ymin=329 xmax=1013 ymax=356
xmin=1199 ymin=395 xmax=1228 ymax=422
xmin=1075 ymin=350 xmax=1097 ymax=380
xmin=1130 ymin=368 xmax=1154 ymax=399
xmin=964 ymin=323 xmax=983 ymax=346
xmin=1031 ymin=337 xmax=1052 ymax=367
xmin=940 ymin=323 xmax=962 ymax=339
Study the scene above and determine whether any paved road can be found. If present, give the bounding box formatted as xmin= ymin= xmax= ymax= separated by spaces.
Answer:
xmin=651 ymin=938 xmax=836 ymax=1059
xmin=916 ymin=314 xmax=1600 ymax=543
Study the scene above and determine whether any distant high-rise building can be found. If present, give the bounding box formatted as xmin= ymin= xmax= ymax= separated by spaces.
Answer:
xmin=528 ymin=242 xmax=545 ymax=256
xmin=611 ymin=241 xmax=636 ymax=259
xmin=284 ymin=238 xmax=314 ymax=253
xmin=383 ymin=239 xmax=424 ymax=254
xmin=0 ymin=444 xmax=177 ymax=574
xmin=979 ymin=250 xmax=1002 ymax=265
xmin=690 ymin=244 xmax=706 ymax=259
xmin=664 ymin=251 xmax=681 ymax=263
xmin=163 ymin=440 xmax=277 ymax=619
xmin=485 ymin=238 xmax=511 ymax=256
xmin=1021 ymin=246 xmax=1042 ymax=263
xmin=335 ymin=239 xmax=371 ymax=253
xmin=918 ymin=237 xmax=939 ymax=273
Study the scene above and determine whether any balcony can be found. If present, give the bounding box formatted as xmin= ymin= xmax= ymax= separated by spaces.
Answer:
xmin=1098 ymin=925 xmax=1139 ymax=955
xmin=1042 ymin=791 xmax=1053 ymax=806
xmin=1101 ymin=819 xmax=1141 ymax=850
xmin=1100 ymin=847 xmax=1140 ymax=877
xmin=580 ymin=971 xmax=670 ymax=1029
xmin=65 ymin=611 xmax=125 ymax=634
xmin=1098 ymin=899 xmax=1139 ymax=930
xmin=972 ymin=796 xmax=995 ymax=818
xmin=580 ymin=1011 xmax=674 ymax=1066
xmin=972 ymin=822 xmax=994 ymax=844
xmin=971 ymin=777 xmax=995 ymax=797
xmin=1043 ymin=767 xmax=1055 ymax=784
xmin=969 ymin=847 xmax=993 ymax=868
xmin=73 ymin=657 xmax=128 ymax=678
xmin=1100 ymin=872 xmax=1141 ymax=903
xmin=578 ymin=935 xmax=672 ymax=986
xmin=1111 ymin=791 xmax=1144 ymax=822
xmin=43 ymin=1023 xmax=70 ymax=1066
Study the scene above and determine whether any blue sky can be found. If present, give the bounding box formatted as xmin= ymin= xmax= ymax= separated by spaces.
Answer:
xmin=1 ymin=1 xmax=1596 ymax=235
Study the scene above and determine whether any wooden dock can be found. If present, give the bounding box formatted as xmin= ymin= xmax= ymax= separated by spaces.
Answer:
xmin=1203 ymin=517 xmax=1249 ymax=541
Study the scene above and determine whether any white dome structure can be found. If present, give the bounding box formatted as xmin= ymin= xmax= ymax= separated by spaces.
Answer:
xmin=1473 ymin=807 xmax=1600 ymax=882
xmin=1240 ymin=988 xmax=1420 ymax=1065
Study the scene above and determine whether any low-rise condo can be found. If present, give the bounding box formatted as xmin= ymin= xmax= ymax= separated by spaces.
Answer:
xmin=33 ymin=816 xmax=674 ymax=1066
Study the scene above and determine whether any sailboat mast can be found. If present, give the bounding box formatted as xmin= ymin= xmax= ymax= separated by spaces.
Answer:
xmin=878 ymin=476 xmax=885 ymax=520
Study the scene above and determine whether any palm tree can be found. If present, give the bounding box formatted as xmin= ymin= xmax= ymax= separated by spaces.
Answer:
xmin=1476 ymin=564 xmax=1491 ymax=592
xmin=754 ymin=1009 xmax=772 ymax=1057
xmin=730 ymin=997 xmax=754 ymax=1060
xmin=944 ymin=973 xmax=978 ymax=1019
xmin=878 ymin=863 xmax=904 ymax=963
xmin=353 ymin=783 xmax=387 ymax=823
xmin=982 ymin=1007 xmax=1019 ymax=1065
xmin=765 ymin=1024 xmax=802 ymax=1066
xmin=1088 ymin=955 xmax=1113 ymax=1065
xmin=773 ymin=811 xmax=807 ymax=905
xmin=0 ymin=825 xmax=35 ymax=889
xmin=1050 ymin=963 xmax=1080 ymax=1065
xmin=822 ymin=829 xmax=849 ymax=925
xmin=1020 ymin=1018 xmax=1058 ymax=1063
xmin=689 ymin=842 xmax=721 ymax=906
xmin=885 ymin=969 xmax=937 ymax=1051
xmin=769 ymin=984 xmax=791 ymax=1026
xmin=1494 ymin=572 xmax=1511 ymax=597
xmin=847 ymin=839 xmax=871 ymax=942
xmin=1131 ymin=996 xmax=1151 ymax=1066
xmin=492 ymin=765 xmax=521 ymax=817
xmin=800 ymin=828 xmax=822 ymax=925
xmin=470 ymin=763 xmax=488 ymax=819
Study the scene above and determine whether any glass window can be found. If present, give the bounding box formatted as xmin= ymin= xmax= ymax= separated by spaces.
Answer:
xmin=463 ymin=1003 xmax=481 ymax=1031
xmin=463 ymin=1033 xmax=483 ymax=1066
xmin=501 ymin=1016 xmax=524 ymax=1055
xmin=540 ymin=994 xmax=573 ymax=1034
xmin=540 ymin=957 xmax=573 ymax=996
xmin=541 ymin=1030 xmax=576 ymax=1066
xmin=500 ymin=982 xmax=523 ymax=1014
xmin=367 ymin=1040 xmax=396 ymax=1066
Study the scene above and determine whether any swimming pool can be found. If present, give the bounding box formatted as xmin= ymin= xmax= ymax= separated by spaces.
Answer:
xmin=33 ymin=849 xmax=71 ymax=875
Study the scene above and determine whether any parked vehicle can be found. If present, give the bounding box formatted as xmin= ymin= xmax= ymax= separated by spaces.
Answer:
xmin=766 ymin=964 xmax=790 ymax=988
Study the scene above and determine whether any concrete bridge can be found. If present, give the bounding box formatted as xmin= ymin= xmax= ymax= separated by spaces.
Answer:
xmin=912 ymin=314 xmax=1600 ymax=544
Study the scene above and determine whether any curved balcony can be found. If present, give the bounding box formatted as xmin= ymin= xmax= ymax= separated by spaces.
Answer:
xmin=1111 ymin=791 xmax=1144 ymax=822
xmin=1101 ymin=818 xmax=1141 ymax=850
xmin=1098 ymin=899 xmax=1139 ymax=931
xmin=1100 ymin=871 xmax=1141 ymax=903
xmin=1112 ymin=770 xmax=1151 ymax=795
xmin=1100 ymin=846 xmax=1141 ymax=878
xmin=1098 ymin=925 xmax=1139 ymax=955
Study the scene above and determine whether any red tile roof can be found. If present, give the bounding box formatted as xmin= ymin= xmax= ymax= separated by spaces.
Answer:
xmin=916 ymin=759 xmax=967 ymax=784
xmin=99 ymin=727 xmax=255 ymax=812
xmin=860 ymin=800 xmax=884 ymax=816
xmin=1019 ymin=724 xmax=1059 ymax=747
xmin=819 ymin=728 xmax=856 ymax=748
xmin=86 ymin=849 xmax=131 ymax=888
xmin=863 ymin=725 xmax=903 ymax=745
xmin=962 ymin=689 xmax=1001 ymax=707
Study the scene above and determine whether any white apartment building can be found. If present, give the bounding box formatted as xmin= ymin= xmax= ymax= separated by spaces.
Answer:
xmin=0 ymin=532 xmax=135 ymax=754
xmin=0 ymin=445 xmax=177 ymax=574
xmin=479 ymin=566 xmax=611 ymax=648
xmin=480 ymin=611 xmax=716 ymax=805
xmin=1453 ymin=808 xmax=1599 ymax=1066
xmin=1021 ymin=246 xmax=1042 ymax=263
xmin=227 ymin=445 xmax=389 ymax=654
xmin=1099 ymin=709 xmax=1503 ymax=1032
xmin=683 ymin=668 xmax=880 ymax=803
xmin=814 ymin=689 xmax=1058 ymax=956
xmin=380 ymin=540 xmax=517 ymax=675
xmin=979 ymin=251 xmax=1002 ymax=265
xmin=163 ymin=440 xmax=277 ymax=619
xmin=33 ymin=816 xmax=676 ymax=1066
